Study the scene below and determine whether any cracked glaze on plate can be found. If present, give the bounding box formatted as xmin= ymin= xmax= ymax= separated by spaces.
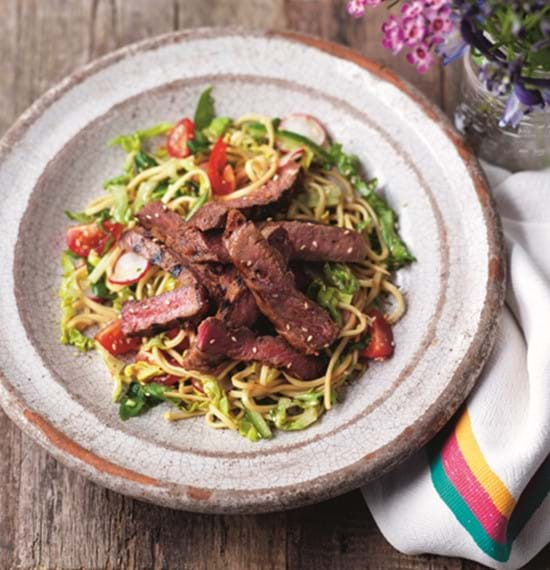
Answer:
xmin=0 ymin=29 xmax=505 ymax=513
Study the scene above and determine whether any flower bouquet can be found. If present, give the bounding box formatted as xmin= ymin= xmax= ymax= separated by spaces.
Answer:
xmin=348 ymin=1 xmax=550 ymax=170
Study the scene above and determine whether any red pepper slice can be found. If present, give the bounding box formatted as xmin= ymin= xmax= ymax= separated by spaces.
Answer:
xmin=96 ymin=320 xmax=142 ymax=356
xmin=360 ymin=309 xmax=395 ymax=360
xmin=66 ymin=220 xmax=124 ymax=258
xmin=208 ymin=138 xmax=236 ymax=195
xmin=166 ymin=118 xmax=195 ymax=158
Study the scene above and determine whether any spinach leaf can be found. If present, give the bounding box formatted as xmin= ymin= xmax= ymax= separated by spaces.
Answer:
xmin=118 ymin=381 xmax=170 ymax=421
xmin=187 ymin=130 xmax=210 ymax=155
xmin=134 ymin=150 xmax=158 ymax=172
xmin=193 ymin=86 xmax=215 ymax=130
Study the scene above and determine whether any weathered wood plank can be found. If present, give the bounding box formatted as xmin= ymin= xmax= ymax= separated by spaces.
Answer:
xmin=0 ymin=1 xmax=549 ymax=569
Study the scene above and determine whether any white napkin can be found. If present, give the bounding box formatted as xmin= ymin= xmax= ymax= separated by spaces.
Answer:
xmin=363 ymin=165 xmax=550 ymax=570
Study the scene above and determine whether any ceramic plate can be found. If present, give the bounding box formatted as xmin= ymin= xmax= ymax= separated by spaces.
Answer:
xmin=0 ymin=29 xmax=505 ymax=513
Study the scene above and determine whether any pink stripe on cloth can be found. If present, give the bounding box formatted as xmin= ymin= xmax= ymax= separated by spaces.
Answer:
xmin=441 ymin=431 xmax=509 ymax=544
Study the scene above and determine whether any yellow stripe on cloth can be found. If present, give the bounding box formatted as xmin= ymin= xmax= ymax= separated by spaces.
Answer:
xmin=455 ymin=411 xmax=516 ymax=518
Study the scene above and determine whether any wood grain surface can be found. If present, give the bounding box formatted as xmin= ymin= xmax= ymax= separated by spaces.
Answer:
xmin=0 ymin=1 xmax=547 ymax=569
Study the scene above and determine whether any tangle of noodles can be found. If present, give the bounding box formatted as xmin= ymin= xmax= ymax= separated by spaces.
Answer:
xmin=59 ymin=110 xmax=410 ymax=440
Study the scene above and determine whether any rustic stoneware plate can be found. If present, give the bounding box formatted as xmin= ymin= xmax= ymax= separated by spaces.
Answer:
xmin=0 ymin=29 xmax=505 ymax=513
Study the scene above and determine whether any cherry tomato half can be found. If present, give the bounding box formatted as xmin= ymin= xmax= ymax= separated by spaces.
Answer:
xmin=95 ymin=319 xmax=142 ymax=356
xmin=66 ymin=221 xmax=124 ymax=258
xmin=360 ymin=309 xmax=395 ymax=360
xmin=166 ymin=118 xmax=195 ymax=158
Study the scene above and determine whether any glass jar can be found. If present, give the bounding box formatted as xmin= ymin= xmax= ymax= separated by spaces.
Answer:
xmin=454 ymin=50 xmax=550 ymax=172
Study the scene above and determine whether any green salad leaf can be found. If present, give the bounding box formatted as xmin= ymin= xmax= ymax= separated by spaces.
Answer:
xmin=118 ymin=381 xmax=171 ymax=421
xmin=110 ymin=122 xmax=173 ymax=153
xmin=193 ymin=87 xmax=216 ymax=130
xmin=328 ymin=144 xmax=415 ymax=269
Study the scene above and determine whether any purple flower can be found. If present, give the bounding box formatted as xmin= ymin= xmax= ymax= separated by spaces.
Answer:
xmin=500 ymin=82 xmax=544 ymax=128
xmin=429 ymin=6 xmax=454 ymax=44
xmin=406 ymin=42 xmax=434 ymax=73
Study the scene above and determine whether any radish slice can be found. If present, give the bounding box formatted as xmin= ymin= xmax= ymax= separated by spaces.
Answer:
xmin=279 ymin=148 xmax=305 ymax=166
xmin=279 ymin=114 xmax=327 ymax=146
xmin=109 ymin=252 xmax=150 ymax=285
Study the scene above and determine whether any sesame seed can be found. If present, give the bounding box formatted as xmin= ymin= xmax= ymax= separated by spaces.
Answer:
xmin=266 ymin=217 xmax=273 ymax=222
xmin=231 ymin=336 xmax=237 ymax=342
xmin=312 ymin=240 xmax=318 ymax=248
xmin=307 ymin=335 xmax=313 ymax=342
xmin=145 ymin=214 xmax=152 ymax=220
xmin=304 ymin=302 xmax=309 ymax=310
xmin=154 ymin=213 xmax=160 ymax=218
xmin=273 ymin=174 xmax=279 ymax=181
xmin=344 ymin=230 xmax=351 ymax=235
xmin=299 ymin=244 xmax=306 ymax=251
xmin=246 ymin=260 xmax=253 ymax=267
xmin=272 ymin=293 xmax=279 ymax=299
xmin=287 ymin=362 xmax=293 ymax=369
xmin=347 ymin=247 xmax=353 ymax=254
xmin=165 ymin=299 xmax=171 ymax=305
xmin=301 ymin=326 xmax=308 ymax=332
xmin=252 ymin=346 xmax=258 ymax=354
xmin=209 ymin=338 xmax=216 ymax=345
xmin=285 ymin=324 xmax=291 ymax=331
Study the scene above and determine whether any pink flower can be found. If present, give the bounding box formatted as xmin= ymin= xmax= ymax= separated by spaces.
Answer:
xmin=406 ymin=42 xmax=434 ymax=73
xmin=381 ymin=16 xmax=405 ymax=53
xmin=401 ymin=15 xmax=427 ymax=47
xmin=401 ymin=0 xmax=425 ymax=18
xmin=347 ymin=0 xmax=367 ymax=18
xmin=429 ymin=6 xmax=454 ymax=43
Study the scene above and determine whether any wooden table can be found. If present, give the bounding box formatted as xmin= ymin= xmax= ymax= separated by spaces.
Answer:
xmin=0 ymin=2 xmax=548 ymax=569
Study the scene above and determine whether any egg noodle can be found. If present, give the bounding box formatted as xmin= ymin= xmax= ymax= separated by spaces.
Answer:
xmin=59 ymin=92 xmax=413 ymax=441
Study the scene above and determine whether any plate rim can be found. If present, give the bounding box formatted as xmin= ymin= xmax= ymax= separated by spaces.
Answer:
xmin=0 ymin=28 xmax=506 ymax=513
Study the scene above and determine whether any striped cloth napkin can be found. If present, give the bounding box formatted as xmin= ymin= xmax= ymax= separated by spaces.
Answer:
xmin=363 ymin=164 xmax=550 ymax=570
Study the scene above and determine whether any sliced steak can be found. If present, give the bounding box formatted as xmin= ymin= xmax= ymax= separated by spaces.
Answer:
xmin=187 ymin=202 xmax=229 ymax=231
xmin=119 ymin=227 xmax=186 ymax=278
xmin=121 ymin=285 xmax=209 ymax=336
xmin=260 ymin=221 xmax=367 ymax=263
xmin=192 ymin=317 xmax=324 ymax=379
xmin=137 ymin=201 xmax=225 ymax=264
xmin=224 ymin=210 xmax=339 ymax=354
xmin=217 ymin=159 xmax=301 ymax=210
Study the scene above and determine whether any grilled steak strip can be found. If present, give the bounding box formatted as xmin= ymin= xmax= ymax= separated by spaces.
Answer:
xmin=219 ymin=159 xmax=301 ymax=210
xmin=190 ymin=317 xmax=324 ymax=380
xmin=223 ymin=210 xmax=339 ymax=354
xmin=121 ymin=285 xmax=209 ymax=337
xmin=119 ymin=227 xmax=186 ymax=278
xmin=260 ymin=221 xmax=367 ymax=263
xmin=138 ymin=201 xmax=230 ymax=264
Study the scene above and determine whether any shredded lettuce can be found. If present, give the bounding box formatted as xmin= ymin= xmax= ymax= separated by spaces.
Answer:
xmin=238 ymin=408 xmax=272 ymax=442
xmin=124 ymin=361 xmax=165 ymax=382
xmin=204 ymin=117 xmax=232 ymax=141
xmin=328 ymin=144 xmax=415 ymax=269
xmin=307 ymin=279 xmax=352 ymax=325
xmin=323 ymin=263 xmax=359 ymax=296
xmin=59 ymin=251 xmax=80 ymax=344
xmin=108 ymin=184 xmax=132 ymax=224
xmin=64 ymin=210 xmax=94 ymax=223
xmin=268 ymin=397 xmax=323 ymax=431
xmin=66 ymin=328 xmax=95 ymax=352
xmin=110 ymin=122 xmax=173 ymax=153
xmin=203 ymin=378 xmax=231 ymax=416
